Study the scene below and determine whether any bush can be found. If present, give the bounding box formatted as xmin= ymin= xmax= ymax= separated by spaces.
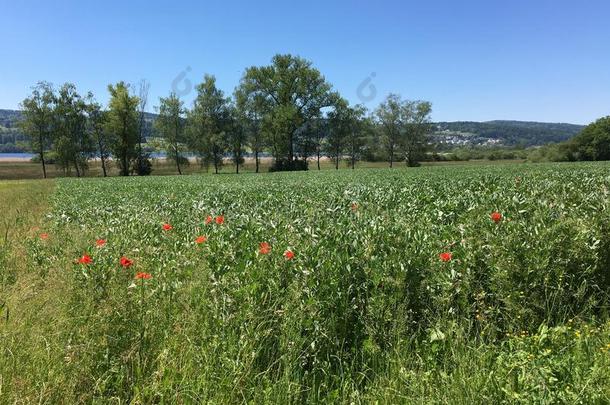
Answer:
xmin=269 ymin=158 xmax=308 ymax=172
xmin=133 ymin=155 xmax=153 ymax=176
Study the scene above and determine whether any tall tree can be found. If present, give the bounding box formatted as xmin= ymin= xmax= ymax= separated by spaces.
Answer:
xmin=52 ymin=83 xmax=91 ymax=177
xmin=227 ymin=104 xmax=247 ymax=174
xmin=186 ymin=75 xmax=228 ymax=174
xmin=309 ymin=118 xmax=328 ymax=170
xmin=19 ymin=81 xmax=55 ymax=178
xmin=326 ymin=98 xmax=350 ymax=170
xmin=238 ymin=54 xmax=335 ymax=170
xmin=85 ymin=94 xmax=110 ymax=177
xmin=375 ymin=94 xmax=404 ymax=168
xmin=346 ymin=104 xmax=369 ymax=169
xmin=106 ymin=82 xmax=139 ymax=176
xmin=234 ymin=88 xmax=265 ymax=173
xmin=403 ymin=101 xmax=432 ymax=167
xmin=295 ymin=111 xmax=329 ymax=166
xmin=155 ymin=93 xmax=186 ymax=175
xmin=327 ymin=100 xmax=368 ymax=170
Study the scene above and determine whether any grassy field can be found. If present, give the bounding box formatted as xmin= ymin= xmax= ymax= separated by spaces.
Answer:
xmin=1 ymin=163 xmax=610 ymax=403
xmin=0 ymin=158 xmax=388 ymax=180
xmin=0 ymin=158 xmax=527 ymax=180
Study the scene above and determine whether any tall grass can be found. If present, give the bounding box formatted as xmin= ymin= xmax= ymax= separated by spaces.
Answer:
xmin=1 ymin=163 xmax=609 ymax=403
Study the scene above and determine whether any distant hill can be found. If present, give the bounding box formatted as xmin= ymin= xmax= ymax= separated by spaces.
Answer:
xmin=0 ymin=109 xmax=27 ymax=152
xmin=434 ymin=120 xmax=585 ymax=147
xmin=0 ymin=109 xmax=22 ymax=128
xmin=0 ymin=108 xmax=586 ymax=152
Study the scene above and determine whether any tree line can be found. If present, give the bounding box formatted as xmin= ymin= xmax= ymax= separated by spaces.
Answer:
xmin=20 ymin=54 xmax=435 ymax=178
xmin=529 ymin=116 xmax=610 ymax=162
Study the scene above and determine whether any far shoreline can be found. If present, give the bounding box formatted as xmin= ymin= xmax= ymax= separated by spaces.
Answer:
xmin=0 ymin=156 xmax=31 ymax=162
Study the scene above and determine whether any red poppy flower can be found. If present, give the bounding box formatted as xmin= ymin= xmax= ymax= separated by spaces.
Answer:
xmin=162 ymin=223 xmax=173 ymax=231
xmin=39 ymin=233 xmax=49 ymax=240
xmin=284 ymin=250 xmax=295 ymax=260
xmin=78 ymin=254 xmax=93 ymax=265
xmin=195 ymin=235 xmax=207 ymax=244
xmin=491 ymin=212 xmax=502 ymax=223
xmin=205 ymin=215 xmax=213 ymax=225
xmin=135 ymin=272 xmax=152 ymax=280
xmin=351 ymin=203 xmax=358 ymax=212
xmin=95 ymin=239 xmax=106 ymax=247
xmin=439 ymin=252 xmax=452 ymax=262
xmin=215 ymin=215 xmax=224 ymax=225
xmin=120 ymin=256 xmax=133 ymax=268
xmin=259 ymin=242 xmax=271 ymax=255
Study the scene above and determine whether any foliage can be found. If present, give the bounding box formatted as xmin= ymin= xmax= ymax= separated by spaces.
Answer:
xmin=85 ymin=95 xmax=111 ymax=177
xmin=268 ymin=157 xmax=309 ymax=172
xmin=105 ymin=82 xmax=140 ymax=176
xmin=18 ymin=82 xmax=55 ymax=177
xmin=234 ymin=80 xmax=266 ymax=173
xmin=2 ymin=109 xmax=588 ymax=154
xmin=226 ymin=104 xmax=247 ymax=173
xmin=155 ymin=93 xmax=186 ymax=175
xmin=52 ymin=83 xmax=93 ymax=176
xmin=132 ymin=154 xmax=153 ymax=176
xmin=238 ymin=54 xmax=336 ymax=164
xmin=403 ymin=100 xmax=432 ymax=166
xmin=569 ymin=116 xmax=610 ymax=161
xmin=186 ymin=74 xmax=229 ymax=174
xmin=374 ymin=94 xmax=432 ymax=167
xmin=527 ymin=115 xmax=610 ymax=163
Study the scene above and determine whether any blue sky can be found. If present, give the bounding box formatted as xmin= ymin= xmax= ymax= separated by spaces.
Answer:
xmin=1 ymin=0 xmax=609 ymax=124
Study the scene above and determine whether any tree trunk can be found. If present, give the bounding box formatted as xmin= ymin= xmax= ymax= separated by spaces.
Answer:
xmin=138 ymin=141 xmax=143 ymax=173
xmin=39 ymin=131 xmax=47 ymax=179
xmin=335 ymin=149 xmax=339 ymax=170
xmin=74 ymin=160 xmax=81 ymax=178
xmin=317 ymin=148 xmax=321 ymax=170
xmin=40 ymin=150 xmax=47 ymax=179
xmin=389 ymin=145 xmax=394 ymax=168
xmin=101 ymin=155 xmax=107 ymax=177
xmin=122 ymin=154 xmax=128 ymax=176
xmin=255 ymin=150 xmax=259 ymax=173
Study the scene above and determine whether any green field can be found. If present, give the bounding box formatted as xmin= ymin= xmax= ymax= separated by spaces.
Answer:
xmin=0 ymin=158 xmax=526 ymax=181
xmin=1 ymin=163 xmax=610 ymax=403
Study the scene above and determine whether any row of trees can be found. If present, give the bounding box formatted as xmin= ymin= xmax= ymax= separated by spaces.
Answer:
xmin=20 ymin=54 xmax=433 ymax=178
xmin=19 ymin=81 xmax=144 ymax=177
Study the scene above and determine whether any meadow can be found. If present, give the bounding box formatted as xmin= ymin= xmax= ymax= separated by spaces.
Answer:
xmin=1 ymin=162 xmax=610 ymax=403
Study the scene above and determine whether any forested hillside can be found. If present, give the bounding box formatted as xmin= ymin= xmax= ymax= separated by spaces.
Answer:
xmin=434 ymin=120 xmax=584 ymax=147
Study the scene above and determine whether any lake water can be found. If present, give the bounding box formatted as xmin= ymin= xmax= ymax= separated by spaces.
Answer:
xmin=0 ymin=152 xmax=34 ymax=159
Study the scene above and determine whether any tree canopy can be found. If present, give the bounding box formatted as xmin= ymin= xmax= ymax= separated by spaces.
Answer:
xmin=570 ymin=116 xmax=610 ymax=161
xmin=238 ymin=54 xmax=337 ymax=170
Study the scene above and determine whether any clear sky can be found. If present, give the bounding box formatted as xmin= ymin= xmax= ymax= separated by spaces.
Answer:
xmin=1 ymin=0 xmax=609 ymax=124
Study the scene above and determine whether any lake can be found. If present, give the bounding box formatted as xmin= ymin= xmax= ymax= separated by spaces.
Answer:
xmin=0 ymin=152 xmax=34 ymax=160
